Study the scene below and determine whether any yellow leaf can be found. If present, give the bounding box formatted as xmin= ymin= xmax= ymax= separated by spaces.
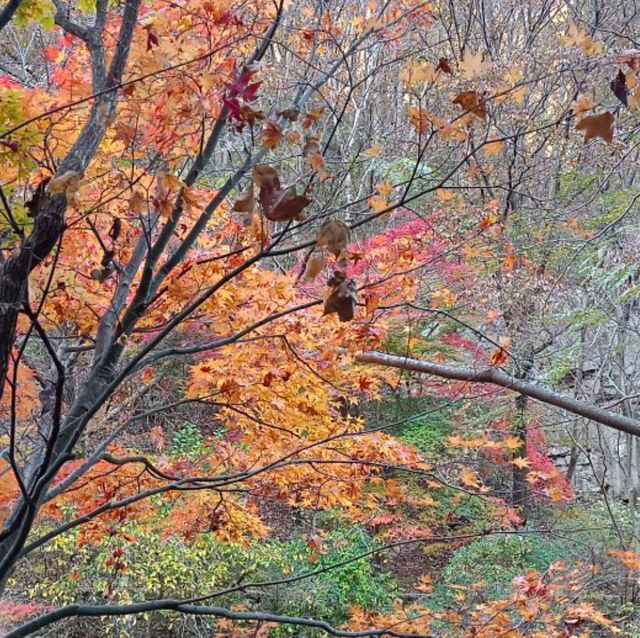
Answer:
xmin=483 ymin=140 xmax=504 ymax=156
xmin=399 ymin=61 xmax=435 ymax=85
xmin=375 ymin=182 xmax=393 ymax=197
xmin=436 ymin=188 xmax=455 ymax=202
xmin=459 ymin=467 xmax=482 ymax=489
xmin=503 ymin=436 xmax=523 ymax=451
xmin=459 ymin=50 xmax=488 ymax=79
xmin=560 ymin=21 xmax=589 ymax=48
xmin=363 ymin=145 xmax=381 ymax=157
xmin=368 ymin=195 xmax=388 ymax=213
xmin=570 ymin=94 xmax=594 ymax=119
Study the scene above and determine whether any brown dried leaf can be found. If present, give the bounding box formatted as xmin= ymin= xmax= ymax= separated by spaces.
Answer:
xmin=264 ymin=186 xmax=312 ymax=221
xmin=575 ymin=111 xmax=614 ymax=144
xmin=130 ymin=190 xmax=146 ymax=213
xmin=317 ymin=219 xmax=351 ymax=257
xmin=302 ymin=253 xmax=324 ymax=282
xmin=232 ymin=184 xmax=254 ymax=212
xmin=323 ymin=275 xmax=357 ymax=322
xmin=239 ymin=105 xmax=265 ymax=124
xmin=437 ymin=57 xmax=453 ymax=74
xmin=303 ymin=135 xmax=322 ymax=157
xmin=259 ymin=120 xmax=283 ymax=148
xmin=302 ymin=107 xmax=325 ymax=129
xmin=252 ymin=165 xmax=281 ymax=189
xmin=452 ymin=90 xmax=486 ymax=119
xmin=278 ymin=108 xmax=299 ymax=122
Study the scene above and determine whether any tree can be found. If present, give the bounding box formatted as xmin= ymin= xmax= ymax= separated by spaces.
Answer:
xmin=2 ymin=0 xmax=640 ymax=636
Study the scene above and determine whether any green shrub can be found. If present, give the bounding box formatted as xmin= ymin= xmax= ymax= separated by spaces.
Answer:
xmin=14 ymin=522 xmax=396 ymax=637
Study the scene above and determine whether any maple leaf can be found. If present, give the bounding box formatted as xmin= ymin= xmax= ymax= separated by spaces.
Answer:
xmin=302 ymin=253 xmax=324 ymax=283
xmin=503 ymin=436 xmax=523 ymax=451
xmin=259 ymin=120 xmax=283 ymax=149
xmin=570 ymin=94 xmax=594 ymax=119
xmin=610 ymin=69 xmax=628 ymax=106
xmin=490 ymin=346 xmax=508 ymax=366
xmin=560 ymin=21 xmax=589 ymax=48
xmin=368 ymin=195 xmax=388 ymax=213
xmin=302 ymin=107 xmax=325 ymax=129
xmin=437 ymin=57 xmax=453 ymax=74
xmin=436 ymin=188 xmax=455 ymax=202
xmin=227 ymin=69 xmax=261 ymax=102
xmin=376 ymin=182 xmax=393 ymax=197
xmin=317 ymin=219 xmax=351 ymax=257
xmin=459 ymin=467 xmax=482 ymax=489
xmin=232 ymin=185 xmax=254 ymax=212
xmin=511 ymin=457 xmax=530 ymax=469
xmin=363 ymin=145 xmax=381 ymax=157
xmin=324 ymin=272 xmax=358 ymax=322
xmin=459 ymin=50 xmax=488 ymax=78
xmin=483 ymin=139 xmax=504 ymax=156
xmin=575 ymin=111 xmax=614 ymax=144
xmin=264 ymin=186 xmax=311 ymax=221
xmin=408 ymin=106 xmax=429 ymax=133
xmin=400 ymin=61 xmax=435 ymax=85
xmin=452 ymin=90 xmax=486 ymax=119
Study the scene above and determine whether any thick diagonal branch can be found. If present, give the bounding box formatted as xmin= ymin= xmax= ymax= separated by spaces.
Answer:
xmin=355 ymin=351 xmax=640 ymax=438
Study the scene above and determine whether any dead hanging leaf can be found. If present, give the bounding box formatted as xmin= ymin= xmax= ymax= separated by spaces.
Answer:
xmin=575 ymin=111 xmax=614 ymax=144
xmin=264 ymin=186 xmax=311 ymax=221
xmin=286 ymin=130 xmax=302 ymax=145
xmin=302 ymin=107 xmax=325 ymax=129
xmin=570 ymin=94 xmax=594 ymax=119
xmin=252 ymin=165 xmax=281 ymax=189
xmin=232 ymin=184 xmax=254 ymax=212
xmin=399 ymin=61 xmax=435 ymax=85
xmin=303 ymin=135 xmax=327 ymax=177
xmin=252 ymin=165 xmax=281 ymax=211
xmin=437 ymin=57 xmax=453 ymax=74
xmin=452 ymin=90 xmax=486 ymax=119
xmin=610 ymin=69 xmax=628 ymax=107
xmin=307 ymin=152 xmax=327 ymax=177
xmin=303 ymin=135 xmax=322 ymax=157
xmin=259 ymin=120 xmax=283 ymax=148
xmin=490 ymin=336 xmax=511 ymax=366
xmin=114 ymin=121 xmax=136 ymax=144
xmin=46 ymin=170 xmax=83 ymax=197
xmin=317 ymin=219 xmax=351 ymax=257
xmin=302 ymin=253 xmax=324 ymax=282
xmin=490 ymin=346 xmax=508 ymax=367
xmin=323 ymin=272 xmax=357 ymax=322
xmin=239 ymin=105 xmax=265 ymax=124
xmin=483 ymin=139 xmax=504 ymax=156
xmin=278 ymin=108 xmax=299 ymax=122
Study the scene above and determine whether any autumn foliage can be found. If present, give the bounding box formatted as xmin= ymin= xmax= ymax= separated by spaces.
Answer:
xmin=1 ymin=0 xmax=640 ymax=636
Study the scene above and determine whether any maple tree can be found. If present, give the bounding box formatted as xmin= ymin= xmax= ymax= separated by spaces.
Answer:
xmin=2 ymin=0 xmax=640 ymax=636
